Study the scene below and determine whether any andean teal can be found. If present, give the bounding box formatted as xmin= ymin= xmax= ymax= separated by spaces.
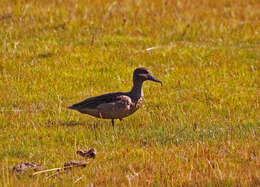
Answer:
xmin=68 ymin=67 xmax=162 ymax=127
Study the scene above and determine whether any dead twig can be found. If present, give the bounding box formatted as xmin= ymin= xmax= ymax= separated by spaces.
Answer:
xmin=32 ymin=167 xmax=63 ymax=176
xmin=73 ymin=176 xmax=83 ymax=184
xmin=32 ymin=160 xmax=88 ymax=178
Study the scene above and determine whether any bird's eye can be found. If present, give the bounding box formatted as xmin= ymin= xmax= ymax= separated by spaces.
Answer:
xmin=139 ymin=70 xmax=148 ymax=74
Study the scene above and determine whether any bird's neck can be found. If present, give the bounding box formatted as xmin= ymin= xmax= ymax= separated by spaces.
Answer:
xmin=130 ymin=80 xmax=144 ymax=100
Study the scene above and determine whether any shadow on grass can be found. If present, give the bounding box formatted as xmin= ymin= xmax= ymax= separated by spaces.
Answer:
xmin=60 ymin=120 xmax=87 ymax=127
xmin=45 ymin=120 xmax=90 ymax=127
xmin=58 ymin=120 xmax=106 ymax=130
xmin=45 ymin=119 xmax=119 ymax=132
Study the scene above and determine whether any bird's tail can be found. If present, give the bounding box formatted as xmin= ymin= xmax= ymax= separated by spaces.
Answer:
xmin=67 ymin=105 xmax=76 ymax=110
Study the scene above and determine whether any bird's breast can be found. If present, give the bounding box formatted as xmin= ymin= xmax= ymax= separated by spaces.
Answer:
xmin=131 ymin=96 xmax=144 ymax=112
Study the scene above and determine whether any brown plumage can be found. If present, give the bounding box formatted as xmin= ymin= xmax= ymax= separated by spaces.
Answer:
xmin=68 ymin=67 xmax=162 ymax=127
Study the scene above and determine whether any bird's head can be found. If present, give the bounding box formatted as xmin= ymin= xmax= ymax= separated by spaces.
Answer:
xmin=133 ymin=67 xmax=162 ymax=85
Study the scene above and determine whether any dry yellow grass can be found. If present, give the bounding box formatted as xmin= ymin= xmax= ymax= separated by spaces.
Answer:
xmin=0 ymin=0 xmax=259 ymax=186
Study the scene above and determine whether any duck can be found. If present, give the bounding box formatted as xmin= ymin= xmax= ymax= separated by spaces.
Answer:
xmin=68 ymin=67 xmax=162 ymax=127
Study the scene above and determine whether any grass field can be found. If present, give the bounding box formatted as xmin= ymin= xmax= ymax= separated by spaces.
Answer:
xmin=0 ymin=0 xmax=260 ymax=186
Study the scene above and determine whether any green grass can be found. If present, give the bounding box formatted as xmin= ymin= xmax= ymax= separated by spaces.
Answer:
xmin=0 ymin=0 xmax=259 ymax=186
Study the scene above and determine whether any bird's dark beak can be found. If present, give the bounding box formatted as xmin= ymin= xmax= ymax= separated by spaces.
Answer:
xmin=149 ymin=75 xmax=162 ymax=85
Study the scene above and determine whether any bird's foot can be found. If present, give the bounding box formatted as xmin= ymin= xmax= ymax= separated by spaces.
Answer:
xmin=111 ymin=119 xmax=115 ymax=128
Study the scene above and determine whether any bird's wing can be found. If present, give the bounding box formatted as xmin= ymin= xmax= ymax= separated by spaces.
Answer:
xmin=68 ymin=92 xmax=127 ymax=110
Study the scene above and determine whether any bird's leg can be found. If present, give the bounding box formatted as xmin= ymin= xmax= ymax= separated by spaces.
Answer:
xmin=111 ymin=119 xmax=115 ymax=128
xmin=118 ymin=118 xmax=125 ymax=131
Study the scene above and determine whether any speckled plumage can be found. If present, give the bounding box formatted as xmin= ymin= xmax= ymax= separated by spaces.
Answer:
xmin=68 ymin=67 xmax=161 ymax=127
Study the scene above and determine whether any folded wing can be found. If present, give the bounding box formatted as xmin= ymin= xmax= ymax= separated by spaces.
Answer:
xmin=68 ymin=92 xmax=124 ymax=110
